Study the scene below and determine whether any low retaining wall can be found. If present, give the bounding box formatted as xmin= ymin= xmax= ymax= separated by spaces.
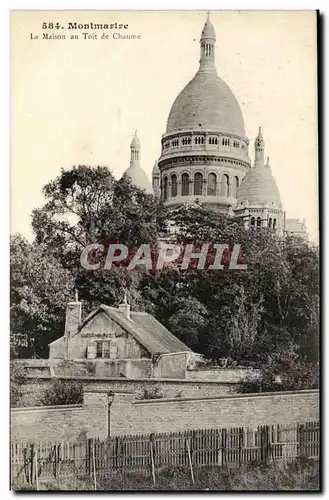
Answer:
xmin=11 ymin=392 xmax=109 ymax=442
xmin=185 ymin=367 xmax=260 ymax=382
xmin=109 ymin=389 xmax=319 ymax=436
xmin=19 ymin=376 xmax=237 ymax=407
xmin=11 ymin=388 xmax=319 ymax=443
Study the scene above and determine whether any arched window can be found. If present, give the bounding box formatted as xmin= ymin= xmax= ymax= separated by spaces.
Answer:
xmin=221 ymin=174 xmax=230 ymax=197
xmin=273 ymin=218 xmax=277 ymax=229
xmin=250 ymin=217 xmax=256 ymax=228
xmin=268 ymin=218 xmax=272 ymax=228
xmin=194 ymin=173 xmax=203 ymax=196
xmin=163 ymin=176 xmax=168 ymax=201
xmin=233 ymin=176 xmax=239 ymax=198
xmin=181 ymin=173 xmax=189 ymax=196
xmin=257 ymin=217 xmax=262 ymax=228
xmin=222 ymin=138 xmax=230 ymax=146
xmin=171 ymin=174 xmax=177 ymax=197
xmin=153 ymin=177 xmax=159 ymax=188
xmin=207 ymin=173 xmax=217 ymax=195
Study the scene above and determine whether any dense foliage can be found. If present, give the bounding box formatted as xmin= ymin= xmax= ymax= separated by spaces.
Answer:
xmin=10 ymin=165 xmax=319 ymax=385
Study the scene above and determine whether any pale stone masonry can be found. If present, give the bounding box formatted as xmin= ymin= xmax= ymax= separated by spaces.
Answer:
xmin=11 ymin=389 xmax=319 ymax=442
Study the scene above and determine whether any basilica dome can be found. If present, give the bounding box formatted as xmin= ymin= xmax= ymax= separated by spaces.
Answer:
xmin=237 ymin=157 xmax=282 ymax=208
xmin=123 ymin=165 xmax=153 ymax=194
xmin=166 ymin=70 xmax=245 ymax=136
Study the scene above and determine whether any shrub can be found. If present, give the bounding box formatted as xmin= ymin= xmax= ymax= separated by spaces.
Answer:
xmin=138 ymin=386 xmax=165 ymax=400
xmin=10 ymin=362 xmax=27 ymax=407
xmin=40 ymin=379 xmax=83 ymax=406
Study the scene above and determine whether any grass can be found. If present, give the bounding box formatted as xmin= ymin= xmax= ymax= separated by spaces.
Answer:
xmin=12 ymin=458 xmax=320 ymax=491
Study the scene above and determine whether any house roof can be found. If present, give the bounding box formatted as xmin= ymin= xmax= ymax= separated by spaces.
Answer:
xmin=50 ymin=304 xmax=192 ymax=355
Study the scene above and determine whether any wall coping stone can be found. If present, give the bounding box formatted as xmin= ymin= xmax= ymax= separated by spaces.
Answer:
xmin=12 ymin=404 xmax=84 ymax=412
xmin=133 ymin=389 xmax=319 ymax=405
xmin=25 ymin=375 xmax=238 ymax=385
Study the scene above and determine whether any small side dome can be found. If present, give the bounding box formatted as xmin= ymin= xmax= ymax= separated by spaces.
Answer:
xmin=237 ymin=164 xmax=282 ymax=208
xmin=123 ymin=166 xmax=153 ymax=194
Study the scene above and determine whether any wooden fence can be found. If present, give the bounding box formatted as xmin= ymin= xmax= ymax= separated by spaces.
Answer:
xmin=11 ymin=420 xmax=319 ymax=488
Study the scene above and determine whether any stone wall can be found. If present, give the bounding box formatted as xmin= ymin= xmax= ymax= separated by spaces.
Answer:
xmin=19 ymin=376 xmax=237 ymax=407
xmin=11 ymin=391 xmax=109 ymax=442
xmin=11 ymin=389 xmax=319 ymax=442
xmin=185 ymin=367 xmax=260 ymax=382
xmin=109 ymin=390 xmax=319 ymax=436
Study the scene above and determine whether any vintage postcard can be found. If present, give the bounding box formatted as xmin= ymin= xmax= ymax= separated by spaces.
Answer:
xmin=10 ymin=10 xmax=319 ymax=491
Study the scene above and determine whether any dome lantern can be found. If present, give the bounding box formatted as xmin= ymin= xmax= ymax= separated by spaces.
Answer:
xmin=199 ymin=12 xmax=216 ymax=73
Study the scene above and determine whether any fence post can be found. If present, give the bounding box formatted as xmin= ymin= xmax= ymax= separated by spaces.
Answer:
xmin=149 ymin=434 xmax=156 ymax=486
xmin=88 ymin=438 xmax=93 ymax=479
xmin=260 ymin=426 xmax=270 ymax=463
xmin=221 ymin=428 xmax=227 ymax=465
xmin=92 ymin=445 xmax=97 ymax=491
xmin=30 ymin=444 xmax=34 ymax=485
xmin=298 ymin=424 xmax=305 ymax=458
xmin=186 ymin=437 xmax=195 ymax=485
xmin=35 ymin=448 xmax=39 ymax=491
xmin=238 ymin=427 xmax=244 ymax=465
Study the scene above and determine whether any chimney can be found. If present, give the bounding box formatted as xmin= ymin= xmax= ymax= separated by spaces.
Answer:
xmin=64 ymin=290 xmax=82 ymax=338
xmin=118 ymin=291 xmax=131 ymax=320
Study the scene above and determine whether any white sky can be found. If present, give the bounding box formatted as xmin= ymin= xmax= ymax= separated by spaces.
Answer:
xmin=10 ymin=10 xmax=318 ymax=242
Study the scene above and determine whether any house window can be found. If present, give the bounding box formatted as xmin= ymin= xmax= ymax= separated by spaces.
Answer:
xmin=194 ymin=173 xmax=203 ymax=196
xmin=171 ymin=174 xmax=178 ymax=197
xmin=171 ymin=139 xmax=179 ymax=147
xmin=182 ymin=137 xmax=191 ymax=145
xmin=233 ymin=140 xmax=240 ymax=148
xmin=209 ymin=137 xmax=218 ymax=145
xmin=222 ymin=138 xmax=230 ymax=146
xmin=207 ymin=173 xmax=217 ymax=195
xmin=273 ymin=218 xmax=277 ymax=229
xmin=250 ymin=217 xmax=256 ymax=228
xmin=269 ymin=217 xmax=272 ymax=228
xmin=181 ymin=173 xmax=189 ymax=196
xmin=103 ymin=341 xmax=111 ymax=358
xmin=257 ymin=217 xmax=262 ymax=228
xmin=96 ymin=341 xmax=103 ymax=358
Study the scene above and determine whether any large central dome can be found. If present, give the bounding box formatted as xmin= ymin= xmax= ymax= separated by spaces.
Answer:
xmin=166 ymin=14 xmax=245 ymax=137
xmin=166 ymin=70 xmax=245 ymax=136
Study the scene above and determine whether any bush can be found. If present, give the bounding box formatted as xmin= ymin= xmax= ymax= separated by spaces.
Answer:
xmin=10 ymin=362 xmax=27 ymax=407
xmin=138 ymin=386 xmax=165 ymax=400
xmin=40 ymin=379 xmax=83 ymax=406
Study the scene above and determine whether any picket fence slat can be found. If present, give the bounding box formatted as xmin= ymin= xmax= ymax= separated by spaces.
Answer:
xmin=11 ymin=420 xmax=320 ymax=487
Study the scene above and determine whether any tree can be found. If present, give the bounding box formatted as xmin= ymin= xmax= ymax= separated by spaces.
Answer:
xmin=10 ymin=234 xmax=74 ymax=358
xmin=168 ymin=297 xmax=207 ymax=347
xmin=31 ymin=165 xmax=166 ymax=310
xmin=238 ymin=343 xmax=319 ymax=393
